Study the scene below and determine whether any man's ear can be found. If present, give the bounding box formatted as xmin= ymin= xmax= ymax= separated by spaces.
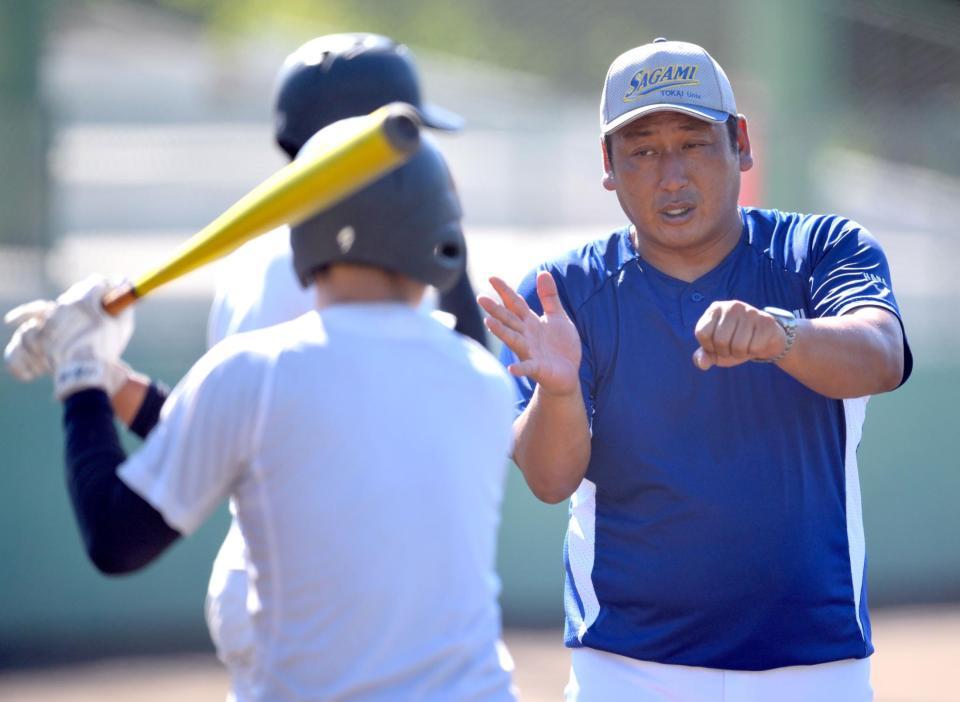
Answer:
xmin=736 ymin=115 xmax=754 ymax=173
xmin=601 ymin=136 xmax=616 ymax=191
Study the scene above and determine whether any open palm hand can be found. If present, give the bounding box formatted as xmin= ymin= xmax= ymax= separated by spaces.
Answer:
xmin=478 ymin=271 xmax=582 ymax=397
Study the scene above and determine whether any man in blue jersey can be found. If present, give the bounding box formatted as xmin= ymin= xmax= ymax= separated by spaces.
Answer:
xmin=480 ymin=38 xmax=911 ymax=701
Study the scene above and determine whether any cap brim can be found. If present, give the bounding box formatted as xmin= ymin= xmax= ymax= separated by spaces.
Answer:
xmin=603 ymin=103 xmax=730 ymax=134
xmin=420 ymin=103 xmax=464 ymax=132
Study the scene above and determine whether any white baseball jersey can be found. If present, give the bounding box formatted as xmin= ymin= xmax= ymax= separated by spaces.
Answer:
xmin=204 ymin=230 xmax=449 ymax=698
xmin=204 ymin=227 xmax=308 ymax=700
xmin=206 ymin=228 xmax=310 ymax=695
xmin=119 ymin=305 xmax=518 ymax=701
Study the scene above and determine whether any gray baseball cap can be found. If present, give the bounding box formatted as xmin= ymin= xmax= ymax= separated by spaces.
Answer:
xmin=601 ymin=38 xmax=737 ymax=134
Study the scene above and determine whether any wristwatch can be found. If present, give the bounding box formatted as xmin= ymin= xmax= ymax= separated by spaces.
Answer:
xmin=757 ymin=307 xmax=797 ymax=363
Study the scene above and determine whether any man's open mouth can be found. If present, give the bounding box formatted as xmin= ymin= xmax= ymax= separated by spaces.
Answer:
xmin=661 ymin=204 xmax=695 ymax=219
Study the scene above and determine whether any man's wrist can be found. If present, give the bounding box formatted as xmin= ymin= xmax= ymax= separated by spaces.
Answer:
xmin=756 ymin=307 xmax=797 ymax=363
xmin=534 ymin=380 xmax=583 ymax=403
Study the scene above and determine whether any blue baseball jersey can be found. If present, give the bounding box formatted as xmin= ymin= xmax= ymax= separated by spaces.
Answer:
xmin=503 ymin=207 xmax=912 ymax=671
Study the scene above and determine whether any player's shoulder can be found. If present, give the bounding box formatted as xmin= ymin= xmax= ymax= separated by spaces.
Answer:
xmin=742 ymin=206 xmax=876 ymax=266
xmin=455 ymin=334 xmax=517 ymax=406
xmin=459 ymin=333 xmax=510 ymax=378
xmin=523 ymin=227 xmax=635 ymax=309
xmin=413 ymin=314 xmax=514 ymax=398
xmin=203 ymin=312 xmax=318 ymax=376
xmin=163 ymin=316 xmax=310 ymax=419
xmin=743 ymin=206 xmax=869 ymax=239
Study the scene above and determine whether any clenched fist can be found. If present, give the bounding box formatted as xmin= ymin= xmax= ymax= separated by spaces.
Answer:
xmin=692 ymin=300 xmax=790 ymax=370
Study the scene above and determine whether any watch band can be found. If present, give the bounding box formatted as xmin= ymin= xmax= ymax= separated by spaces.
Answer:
xmin=756 ymin=306 xmax=797 ymax=363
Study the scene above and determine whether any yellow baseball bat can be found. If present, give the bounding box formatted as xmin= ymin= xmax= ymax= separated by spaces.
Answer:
xmin=101 ymin=102 xmax=422 ymax=316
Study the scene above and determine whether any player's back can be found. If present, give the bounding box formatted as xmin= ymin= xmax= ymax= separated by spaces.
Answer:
xmin=231 ymin=303 xmax=516 ymax=701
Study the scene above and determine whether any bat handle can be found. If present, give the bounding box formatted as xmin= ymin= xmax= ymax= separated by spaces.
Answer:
xmin=101 ymin=281 xmax=138 ymax=316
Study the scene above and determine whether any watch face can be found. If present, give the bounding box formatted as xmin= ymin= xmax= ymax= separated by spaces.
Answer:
xmin=763 ymin=306 xmax=797 ymax=329
xmin=764 ymin=306 xmax=794 ymax=319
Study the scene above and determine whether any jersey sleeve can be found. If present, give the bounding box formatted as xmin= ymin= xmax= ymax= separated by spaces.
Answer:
xmin=498 ymin=267 xmax=597 ymax=424
xmin=806 ymin=217 xmax=913 ymax=385
xmin=807 ymin=218 xmax=902 ymax=320
xmin=117 ymin=343 xmax=273 ymax=535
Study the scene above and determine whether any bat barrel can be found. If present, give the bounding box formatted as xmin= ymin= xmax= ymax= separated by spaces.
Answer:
xmin=100 ymin=102 xmax=425 ymax=316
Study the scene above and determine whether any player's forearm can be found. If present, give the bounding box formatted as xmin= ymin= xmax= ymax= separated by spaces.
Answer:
xmin=112 ymin=375 xmax=169 ymax=438
xmin=513 ymin=385 xmax=591 ymax=504
xmin=63 ymin=389 xmax=180 ymax=574
xmin=776 ymin=307 xmax=905 ymax=399
xmin=111 ymin=373 xmax=150 ymax=426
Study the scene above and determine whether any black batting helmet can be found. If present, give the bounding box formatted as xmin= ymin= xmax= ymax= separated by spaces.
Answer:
xmin=273 ymin=33 xmax=463 ymax=159
xmin=290 ymin=120 xmax=465 ymax=293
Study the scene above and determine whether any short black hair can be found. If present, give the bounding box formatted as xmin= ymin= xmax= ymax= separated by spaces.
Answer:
xmin=604 ymin=114 xmax=740 ymax=173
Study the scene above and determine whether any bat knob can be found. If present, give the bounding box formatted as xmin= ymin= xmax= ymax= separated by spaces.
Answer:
xmin=101 ymin=281 xmax=138 ymax=317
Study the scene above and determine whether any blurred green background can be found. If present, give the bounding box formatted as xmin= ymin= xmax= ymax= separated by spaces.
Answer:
xmin=1 ymin=0 xmax=958 ymax=666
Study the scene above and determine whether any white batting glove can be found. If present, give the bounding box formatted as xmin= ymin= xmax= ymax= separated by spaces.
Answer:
xmin=5 ymin=294 xmax=134 ymax=398
xmin=55 ymin=357 xmax=136 ymax=400
xmin=4 ymin=299 xmax=57 ymax=381
xmin=38 ymin=275 xmax=135 ymax=400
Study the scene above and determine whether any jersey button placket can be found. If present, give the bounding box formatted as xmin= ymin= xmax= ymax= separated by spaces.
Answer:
xmin=681 ymin=288 xmax=710 ymax=328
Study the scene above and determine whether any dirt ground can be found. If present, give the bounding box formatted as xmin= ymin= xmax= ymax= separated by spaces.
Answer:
xmin=1 ymin=605 xmax=956 ymax=701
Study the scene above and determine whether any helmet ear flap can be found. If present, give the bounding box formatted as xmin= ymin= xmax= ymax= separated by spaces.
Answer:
xmin=437 ymin=240 xmax=463 ymax=262
xmin=421 ymin=228 xmax=467 ymax=293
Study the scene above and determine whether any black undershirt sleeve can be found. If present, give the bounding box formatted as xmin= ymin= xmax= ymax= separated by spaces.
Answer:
xmin=129 ymin=381 xmax=169 ymax=439
xmin=63 ymin=388 xmax=181 ymax=575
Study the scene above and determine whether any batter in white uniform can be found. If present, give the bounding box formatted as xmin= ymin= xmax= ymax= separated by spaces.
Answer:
xmin=4 ymin=125 xmax=517 ymax=702
xmin=203 ymin=37 xmax=485 ymax=688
